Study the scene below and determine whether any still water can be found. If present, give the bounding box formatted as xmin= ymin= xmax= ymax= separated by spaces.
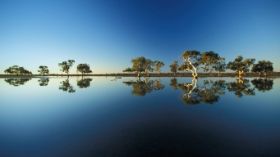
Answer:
xmin=0 ymin=77 xmax=280 ymax=157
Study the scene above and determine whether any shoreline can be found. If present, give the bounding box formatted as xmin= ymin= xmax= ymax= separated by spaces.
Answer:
xmin=1 ymin=72 xmax=280 ymax=78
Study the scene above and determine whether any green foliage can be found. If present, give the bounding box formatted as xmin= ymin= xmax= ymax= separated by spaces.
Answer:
xmin=4 ymin=65 xmax=32 ymax=75
xmin=200 ymin=51 xmax=220 ymax=72
xmin=58 ymin=60 xmax=75 ymax=74
xmin=77 ymin=78 xmax=92 ymax=88
xmin=170 ymin=61 xmax=178 ymax=74
xmin=77 ymin=64 xmax=92 ymax=74
xmin=38 ymin=66 xmax=49 ymax=75
xmin=153 ymin=60 xmax=165 ymax=72
xmin=227 ymin=56 xmax=255 ymax=75
xmin=252 ymin=60 xmax=273 ymax=75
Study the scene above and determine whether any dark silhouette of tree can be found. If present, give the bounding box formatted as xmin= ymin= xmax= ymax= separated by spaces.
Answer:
xmin=77 ymin=78 xmax=92 ymax=88
xmin=251 ymin=79 xmax=273 ymax=92
xmin=200 ymin=51 xmax=221 ymax=72
xmin=58 ymin=60 xmax=75 ymax=75
xmin=38 ymin=66 xmax=49 ymax=75
xmin=227 ymin=56 xmax=255 ymax=78
xmin=123 ymin=79 xmax=164 ymax=96
xmin=213 ymin=57 xmax=226 ymax=74
xmin=5 ymin=78 xmax=31 ymax=86
xmin=123 ymin=67 xmax=134 ymax=72
xmin=227 ymin=79 xmax=255 ymax=97
xmin=153 ymin=60 xmax=164 ymax=73
xmin=77 ymin=64 xmax=92 ymax=76
xmin=179 ymin=50 xmax=201 ymax=79
xmin=4 ymin=65 xmax=32 ymax=75
xmin=252 ymin=60 xmax=273 ymax=77
xmin=170 ymin=61 xmax=178 ymax=76
xmin=38 ymin=77 xmax=49 ymax=86
xmin=59 ymin=79 xmax=76 ymax=93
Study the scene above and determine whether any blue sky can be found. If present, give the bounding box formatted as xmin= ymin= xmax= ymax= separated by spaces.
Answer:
xmin=0 ymin=0 xmax=279 ymax=73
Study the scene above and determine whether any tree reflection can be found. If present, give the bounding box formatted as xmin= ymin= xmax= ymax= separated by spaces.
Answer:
xmin=251 ymin=79 xmax=273 ymax=92
xmin=59 ymin=79 xmax=76 ymax=93
xmin=38 ymin=77 xmax=49 ymax=86
xmin=170 ymin=78 xmax=178 ymax=89
xmin=77 ymin=78 xmax=92 ymax=88
xmin=5 ymin=77 xmax=31 ymax=86
xmin=177 ymin=79 xmax=226 ymax=105
xmin=123 ymin=79 xmax=165 ymax=96
xmin=227 ymin=79 xmax=255 ymax=97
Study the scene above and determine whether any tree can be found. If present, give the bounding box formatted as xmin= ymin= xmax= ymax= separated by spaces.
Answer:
xmin=4 ymin=65 xmax=32 ymax=75
xmin=252 ymin=60 xmax=273 ymax=77
xmin=227 ymin=56 xmax=255 ymax=78
xmin=77 ymin=64 xmax=92 ymax=75
xmin=200 ymin=51 xmax=220 ymax=72
xmin=59 ymin=79 xmax=75 ymax=93
xmin=170 ymin=61 xmax=178 ymax=75
xmin=130 ymin=56 xmax=154 ymax=77
xmin=77 ymin=78 xmax=92 ymax=88
xmin=38 ymin=66 xmax=49 ymax=75
xmin=180 ymin=50 xmax=201 ymax=78
xmin=5 ymin=78 xmax=31 ymax=86
xmin=123 ymin=67 xmax=134 ymax=72
xmin=153 ymin=60 xmax=164 ymax=72
xmin=58 ymin=60 xmax=75 ymax=75
xmin=213 ymin=57 xmax=226 ymax=74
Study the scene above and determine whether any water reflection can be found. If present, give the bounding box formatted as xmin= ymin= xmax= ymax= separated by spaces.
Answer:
xmin=77 ymin=78 xmax=92 ymax=88
xmin=38 ymin=77 xmax=49 ymax=86
xmin=227 ymin=79 xmax=255 ymax=97
xmin=123 ymin=79 xmax=165 ymax=96
xmin=1 ymin=77 xmax=275 ymax=100
xmin=177 ymin=79 xmax=226 ymax=105
xmin=59 ymin=79 xmax=76 ymax=93
xmin=4 ymin=77 xmax=31 ymax=86
xmin=251 ymin=79 xmax=273 ymax=92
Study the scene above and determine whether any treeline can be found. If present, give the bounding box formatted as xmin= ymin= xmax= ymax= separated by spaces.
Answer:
xmin=3 ymin=60 xmax=92 ymax=76
xmin=124 ymin=50 xmax=274 ymax=78
xmin=1 ymin=50 xmax=275 ymax=78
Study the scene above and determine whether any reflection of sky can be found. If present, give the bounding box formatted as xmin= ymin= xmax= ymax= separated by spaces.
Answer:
xmin=0 ymin=77 xmax=280 ymax=156
xmin=0 ymin=0 xmax=280 ymax=73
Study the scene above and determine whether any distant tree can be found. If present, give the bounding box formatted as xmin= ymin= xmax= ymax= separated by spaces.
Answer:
xmin=123 ymin=79 xmax=164 ymax=96
xmin=130 ymin=56 xmax=154 ymax=77
xmin=38 ymin=66 xmax=49 ymax=75
xmin=213 ymin=57 xmax=226 ymax=74
xmin=77 ymin=64 xmax=92 ymax=76
xmin=179 ymin=50 xmax=201 ymax=78
xmin=227 ymin=79 xmax=255 ymax=97
xmin=4 ymin=65 xmax=32 ymax=75
xmin=153 ymin=60 xmax=165 ymax=72
xmin=170 ymin=61 xmax=179 ymax=75
xmin=200 ymin=51 xmax=220 ymax=72
xmin=252 ymin=60 xmax=273 ymax=77
xmin=58 ymin=60 xmax=75 ymax=75
xmin=123 ymin=67 xmax=134 ymax=72
xmin=227 ymin=56 xmax=255 ymax=78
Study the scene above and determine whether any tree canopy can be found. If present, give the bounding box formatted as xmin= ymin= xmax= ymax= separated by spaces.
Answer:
xmin=58 ymin=60 xmax=75 ymax=74
xmin=4 ymin=65 xmax=32 ymax=75
xmin=227 ymin=56 xmax=255 ymax=78
xmin=252 ymin=60 xmax=273 ymax=76
xmin=38 ymin=66 xmax=49 ymax=75
xmin=77 ymin=64 xmax=92 ymax=75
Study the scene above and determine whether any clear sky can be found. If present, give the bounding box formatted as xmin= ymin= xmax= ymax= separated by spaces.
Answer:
xmin=0 ymin=0 xmax=280 ymax=73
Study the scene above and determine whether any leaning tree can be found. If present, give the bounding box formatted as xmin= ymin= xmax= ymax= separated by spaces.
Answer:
xmin=180 ymin=50 xmax=201 ymax=79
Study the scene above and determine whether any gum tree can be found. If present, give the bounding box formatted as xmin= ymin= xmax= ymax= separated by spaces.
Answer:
xmin=170 ymin=61 xmax=178 ymax=75
xmin=252 ymin=60 xmax=273 ymax=77
xmin=227 ymin=56 xmax=255 ymax=78
xmin=77 ymin=64 xmax=92 ymax=76
xmin=180 ymin=50 xmax=201 ymax=79
xmin=38 ymin=66 xmax=49 ymax=75
xmin=200 ymin=51 xmax=220 ymax=72
xmin=153 ymin=60 xmax=165 ymax=73
xmin=4 ymin=65 xmax=32 ymax=75
xmin=58 ymin=60 xmax=75 ymax=75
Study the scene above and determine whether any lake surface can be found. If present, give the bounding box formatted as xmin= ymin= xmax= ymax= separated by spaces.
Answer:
xmin=0 ymin=77 xmax=280 ymax=157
